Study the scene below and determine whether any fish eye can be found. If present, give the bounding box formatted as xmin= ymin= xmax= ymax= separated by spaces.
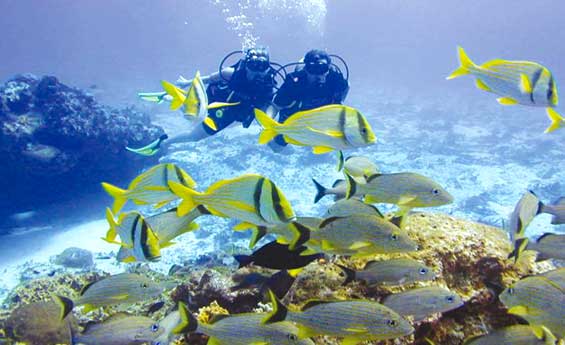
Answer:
xmin=446 ymin=296 xmax=455 ymax=303
xmin=151 ymin=324 xmax=160 ymax=332
xmin=361 ymin=128 xmax=367 ymax=134
xmin=386 ymin=319 xmax=398 ymax=327
xmin=141 ymin=283 xmax=148 ymax=288
xmin=432 ymin=189 xmax=440 ymax=195
xmin=419 ymin=268 xmax=428 ymax=275
xmin=288 ymin=334 xmax=298 ymax=341
xmin=508 ymin=287 xmax=514 ymax=295
xmin=390 ymin=233 xmax=398 ymax=241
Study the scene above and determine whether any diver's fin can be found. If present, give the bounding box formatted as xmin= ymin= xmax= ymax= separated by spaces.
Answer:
xmin=208 ymin=101 xmax=240 ymax=109
xmin=446 ymin=46 xmax=475 ymax=80
xmin=497 ymin=97 xmax=518 ymax=105
xmin=544 ymin=107 xmax=564 ymax=133
xmin=137 ymin=91 xmax=168 ymax=104
xmin=255 ymin=108 xmax=280 ymax=144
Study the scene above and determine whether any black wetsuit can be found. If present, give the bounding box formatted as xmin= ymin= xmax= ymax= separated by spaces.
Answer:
xmin=203 ymin=61 xmax=276 ymax=135
xmin=272 ymin=66 xmax=349 ymax=146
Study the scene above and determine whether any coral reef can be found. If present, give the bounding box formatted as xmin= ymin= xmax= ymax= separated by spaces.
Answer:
xmin=0 ymin=212 xmax=558 ymax=344
xmin=0 ymin=74 xmax=164 ymax=216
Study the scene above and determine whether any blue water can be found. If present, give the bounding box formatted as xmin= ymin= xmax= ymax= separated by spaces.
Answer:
xmin=0 ymin=0 xmax=564 ymax=342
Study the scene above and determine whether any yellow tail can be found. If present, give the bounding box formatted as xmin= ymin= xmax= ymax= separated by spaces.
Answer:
xmin=103 ymin=208 xmax=118 ymax=243
xmin=101 ymin=182 xmax=128 ymax=214
xmin=168 ymin=181 xmax=199 ymax=216
xmin=161 ymin=80 xmax=187 ymax=110
xmin=446 ymin=46 xmax=476 ymax=80
xmin=254 ymin=108 xmax=280 ymax=144
xmin=544 ymin=107 xmax=564 ymax=133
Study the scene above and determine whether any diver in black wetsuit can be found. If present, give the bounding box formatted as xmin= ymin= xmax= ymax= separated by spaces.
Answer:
xmin=270 ymin=49 xmax=350 ymax=151
xmin=165 ymin=47 xmax=278 ymax=145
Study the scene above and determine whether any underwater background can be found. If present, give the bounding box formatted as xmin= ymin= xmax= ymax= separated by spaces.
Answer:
xmin=0 ymin=1 xmax=564 ymax=344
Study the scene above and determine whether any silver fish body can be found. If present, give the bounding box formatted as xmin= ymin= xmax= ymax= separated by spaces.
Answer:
xmin=382 ymin=286 xmax=463 ymax=322
xmin=73 ymin=315 xmax=164 ymax=345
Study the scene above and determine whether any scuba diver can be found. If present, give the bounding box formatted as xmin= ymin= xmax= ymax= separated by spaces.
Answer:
xmin=269 ymin=49 xmax=350 ymax=151
xmin=137 ymin=47 xmax=279 ymax=150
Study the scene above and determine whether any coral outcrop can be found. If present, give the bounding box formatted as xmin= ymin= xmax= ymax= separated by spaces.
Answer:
xmin=0 ymin=74 xmax=164 ymax=216
xmin=0 ymin=212 xmax=557 ymax=344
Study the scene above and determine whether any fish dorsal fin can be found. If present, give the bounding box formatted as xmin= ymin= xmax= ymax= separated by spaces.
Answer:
xmin=332 ymin=179 xmax=345 ymax=188
xmin=208 ymin=314 xmax=230 ymax=324
xmin=79 ymin=280 xmax=98 ymax=296
xmin=363 ymin=260 xmax=380 ymax=270
xmin=102 ymin=312 xmax=132 ymax=323
xmin=319 ymin=216 xmax=344 ymax=229
xmin=301 ymin=299 xmax=333 ymax=311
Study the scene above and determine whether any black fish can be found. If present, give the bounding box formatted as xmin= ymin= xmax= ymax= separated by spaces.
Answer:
xmin=231 ymin=270 xmax=298 ymax=300
xmin=146 ymin=301 xmax=165 ymax=315
xmin=234 ymin=241 xmax=323 ymax=270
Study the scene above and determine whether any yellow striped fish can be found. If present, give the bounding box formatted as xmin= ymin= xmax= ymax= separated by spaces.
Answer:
xmin=104 ymin=209 xmax=161 ymax=263
xmin=54 ymin=273 xmax=167 ymax=319
xmin=161 ymin=71 xmax=239 ymax=131
xmin=264 ymin=290 xmax=414 ymax=344
xmin=255 ymin=105 xmax=376 ymax=154
xmin=447 ymin=46 xmax=564 ymax=133
xmin=171 ymin=302 xmax=314 ymax=345
xmin=168 ymin=174 xmax=295 ymax=228
xmin=101 ymin=163 xmax=196 ymax=214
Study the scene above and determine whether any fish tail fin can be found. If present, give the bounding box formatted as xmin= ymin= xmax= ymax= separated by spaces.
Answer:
xmin=168 ymin=181 xmax=199 ymax=217
xmin=255 ymin=108 xmax=280 ymax=144
xmin=262 ymin=289 xmax=289 ymax=324
xmin=446 ymin=46 xmax=475 ymax=80
xmin=544 ymin=107 xmax=564 ymax=133
xmin=249 ymin=226 xmax=268 ymax=249
xmin=344 ymin=173 xmax=357 ymax=199
xmin=233 ymin=254 xmax=253 ymax=268
xmin=312 ymin=178 xmax=327 ymax=204
xmin=335 ymin=264 xmax=356 ymax=286
xmin=101 ymin=182 xmax=128 ymax=214
xmin=508 ymin=237 xmax=529 ymax=263
xmin=102 ymin=208 xmax=119 ymax=243
xmin=288 ymin=222 xmax=311 ymax=250
xmin=161 ymin=80 xmax=186 ymax=110
xmin=173 ymin=301 xmax=198 ymax=334
xmin=53 ymin=295 xmax=74 ymax=320
xmin=336 ymin=150 xmax=344 ymax=171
